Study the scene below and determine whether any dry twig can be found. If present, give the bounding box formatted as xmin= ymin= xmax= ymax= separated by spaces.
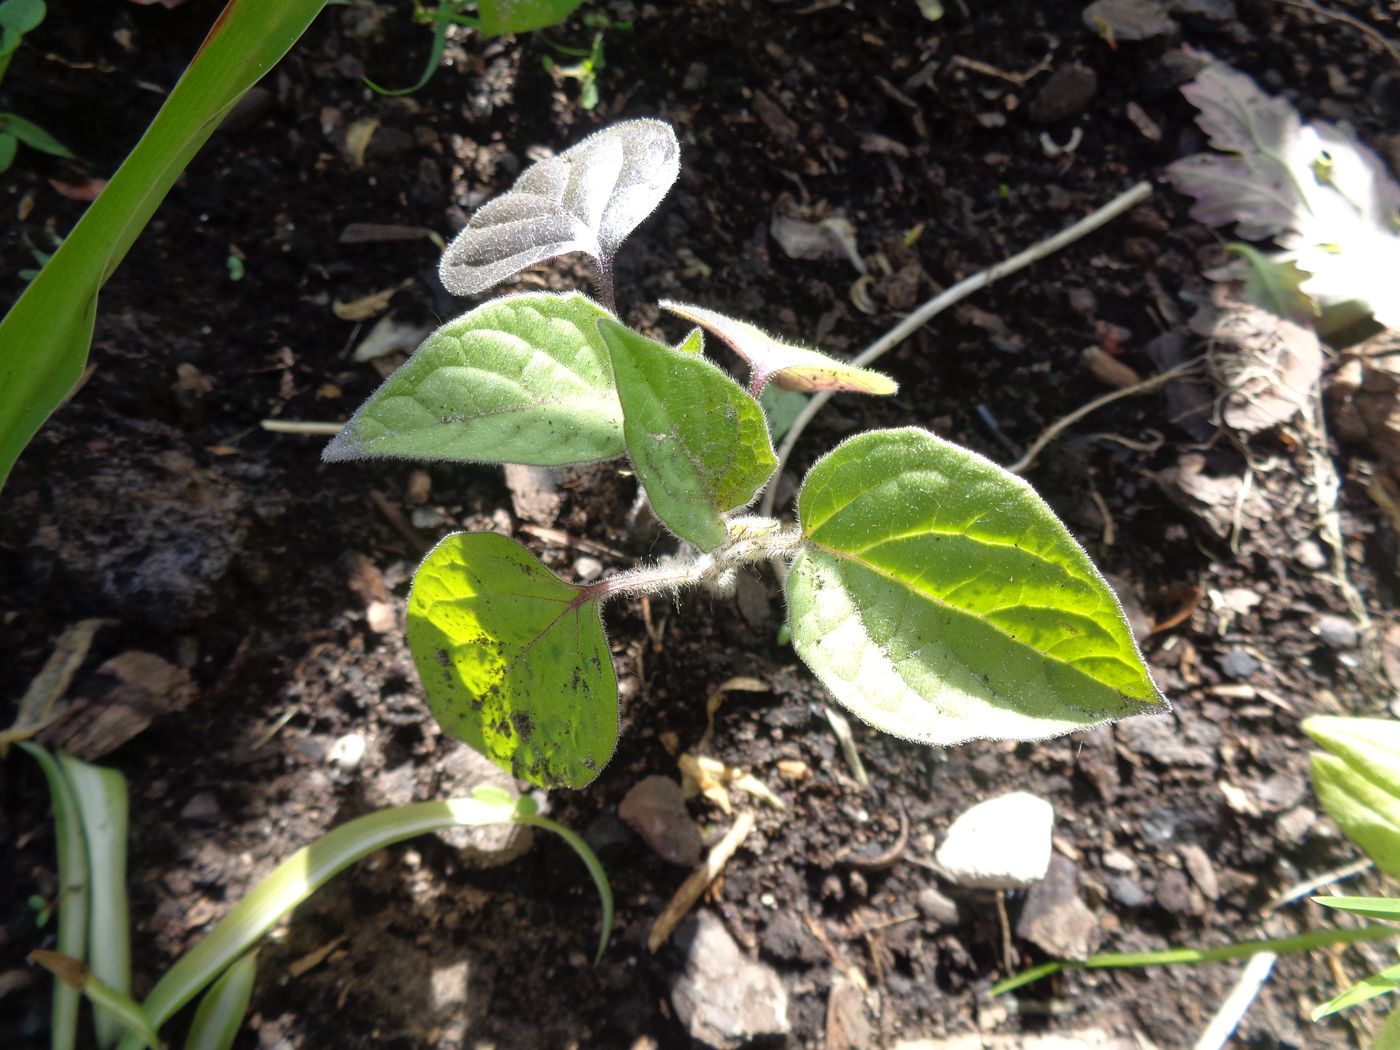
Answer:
xmin=648 ymin=810 xmax=755 ymax=953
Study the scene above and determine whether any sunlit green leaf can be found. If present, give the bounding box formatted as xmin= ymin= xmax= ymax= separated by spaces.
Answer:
xmin=1314 ymin=897 xmax=1400 ymax=923
xmin=1314 ymin=960 xmax=1400 ymax=1020
xmin=597 ymin=318 xmax=776 ymax=550
xmin=787 ymin=428 xmax=1165 ymax=744
xmin=408 ymin=532 xmax=617 ymax=788
xmin=1304 ymin=716 xmax=1400 ymax=879
xmin=184 ymin=952 xmax=256 ymax=1050
xmin=1376 ymin=1004 xmax=1400 ymax=1050
xmin=324 ymin=292 xmax=624 ymax=467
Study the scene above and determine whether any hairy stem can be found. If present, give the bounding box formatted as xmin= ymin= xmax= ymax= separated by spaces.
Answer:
xmin=576 ymin=520 xmax=803 ymax=606
xmin=596 ymin=255 xmax=616 ymax=314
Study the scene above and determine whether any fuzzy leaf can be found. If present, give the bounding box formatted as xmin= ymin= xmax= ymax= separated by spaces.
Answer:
xmin=786 ymin=428 xmax=1166 ymax=744
xmin=597 ymin=318 xmax=777 ymax=550
xmin=477 ymin=0 xmax=584 ymax=36
xmin=1167 ymin=62 xmax=1400 ymax=330
xmin=439 ymin=120 xmax=679 ymax=296
xmin=408 ymin=532 xmax=617 ymax=789
xmin=323 ymin=292 xmax=624 ymax=467
xmin=1304 ymin=716 xmax=1400 ymax=880
xmin=661 ymin=300 xmax=897 ymax=396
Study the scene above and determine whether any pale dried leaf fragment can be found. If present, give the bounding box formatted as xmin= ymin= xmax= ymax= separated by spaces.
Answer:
xmin=439 ymin=119 xmax=680 ymax=297
xmin=1168 ymin=62 xmax=1400 ymax=329
xmin=1193 ymin=293 xmax=1322 ymax=433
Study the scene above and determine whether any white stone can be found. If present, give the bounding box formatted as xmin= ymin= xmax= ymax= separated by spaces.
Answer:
xmin=328 ymin=732 xmax=366 ymax=770
xmin=935 ymin=790 xmax=1054 ymax=889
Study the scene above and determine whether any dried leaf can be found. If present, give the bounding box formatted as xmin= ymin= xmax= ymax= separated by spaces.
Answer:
xmin=439 ymin=119 xmax=679 ymax=297
xmin=1196 ymin=293 xmax=1322 ymax=432
xmin=1168 ymin=62 xmax=1400 ymax=330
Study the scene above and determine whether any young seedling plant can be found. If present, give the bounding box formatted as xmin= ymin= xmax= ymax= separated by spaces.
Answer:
xmin=326 ymin=119 xmax=1168 ymax=790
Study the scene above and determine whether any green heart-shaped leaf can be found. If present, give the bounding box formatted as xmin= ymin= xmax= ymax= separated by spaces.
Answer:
xmin=324 ymin=292 xmax=623 ymax=467
xmin=786 ymin=427 xmax=1165 ymax=744
xmin=408 ymin=532 xmax=617 ymax=788
xmin=597 ymin=317 xmax=777 ymax=550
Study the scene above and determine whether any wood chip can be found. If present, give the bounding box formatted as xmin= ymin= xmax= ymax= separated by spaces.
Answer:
xmin=648 ymin=810 xmax=755 ymax=953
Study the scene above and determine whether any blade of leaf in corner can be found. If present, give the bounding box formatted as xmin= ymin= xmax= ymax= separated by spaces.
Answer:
xmin=1312 ymin=959 xmax=1400 ymax=1020
xmin=407 ymin=531 xmax=617 ymax=789
xmin=785 ymin=427 xmax=1165 ymax=746
xmin=596 ymin=318 xmax=777 ymax=551
xmin=1308 ymin=750 xmax=1400 ymax=881
xmin=660 ymin=300 xmax=897 ymax=396
xmin=323 ymin=292 xmax=624 ymax=468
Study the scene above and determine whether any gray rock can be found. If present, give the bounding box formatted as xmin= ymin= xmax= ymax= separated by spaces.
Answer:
xmin=936 ymin=791 xmax=1054 ymax=889
xmin=672 ymin=911 xmax=790 ymax=1049
xmin=1029 ymin=64 xmax=1099 ymax=124
xmin=1108 ymin=876 xmax=1150 ymax=909
xmin=1154 ymin=868 xmax=1206 ymax=916
xmin=760 ymin=911 xmax=823 ymax=964
xmin=1220 ymin=648 xmax=1260 ymax=679
xmin=618 ymin=776 xmax=702 ymax=867
xmin=434 ymin=742 xmax=534 ymax=865
xmin=1316 ymin=614 xmax=1359 ymax=650
xmin=1116 ymin=713 xmax=1218 ymax=768
xmin=1178 ymin=843 xmax=1219 ymax=900
xmin=916 ymin=886 xmax=961 ymax=927
xmin=179 ymin=792 xmax=220 ymax=823
xmin=1015 ymin=856 xmax=1101 ymax=960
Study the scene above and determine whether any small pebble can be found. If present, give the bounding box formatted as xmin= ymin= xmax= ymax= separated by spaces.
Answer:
xmin=1316 ymin=614 xmax=1359 ymax=650
xmin=1108 ymin=876 xmax=1150 ymax=909
xmin=179 ymin=791 xmax=219 ymax=823
xmin=329 ymin=732 xmax=366 ymax=770
xmin=574 ymin=556 xmax=604 ymax=582
xmin=915 ymin=886 xmax=961 ymax=927
xmin=936 ymin=791 xmax=1054 ymax=889
xmin=1219 ymin=647 xmax=1260 ymax=679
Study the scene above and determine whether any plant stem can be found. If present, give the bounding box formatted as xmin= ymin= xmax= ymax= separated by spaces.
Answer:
xmin=596 ymin=256 xmax=616 ymax=314
xmin=759 ymin=179 xmax=1154 ymax=519
xmin=576 ymin=521 xmax=803 ymax=606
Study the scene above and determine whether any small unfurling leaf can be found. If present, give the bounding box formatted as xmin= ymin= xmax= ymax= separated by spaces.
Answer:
xmin=439 ymin=119 xmax=679 ymax=299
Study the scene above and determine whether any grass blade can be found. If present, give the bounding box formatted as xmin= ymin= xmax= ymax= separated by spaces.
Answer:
xmin=28 ymin=951 xmax=160 ymax=1050
xmin=57 ymin=753 xmax=130 ymax=1049
xmin=991 ymin=924 xmax=1400 ymax=996
xmin=517 ymin=813 xmax=615 ymax=963
xmin=184 ymin=952 xmax=258 ymax=1050
xmin=0 ymin=0 xmax=328 ymax=493
xmin=17 ymin=743 xmax=88 ymax=1050
xmin=120 ymin=793 xmax=545 ymax=1049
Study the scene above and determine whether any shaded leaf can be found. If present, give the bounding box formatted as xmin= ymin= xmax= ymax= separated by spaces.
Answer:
xmin=0 ymin=0 xmax=45 ymax=35
xmin=439 ymin=120 xmax=679 ymax=297
xmin=323 ymin=292 xmax=624 ymax=467
xmin=0 ymin=113 xmax=71 ymax=157
xmin=0 ymin=132 xmax=16 ymax=172
xmin=478 ymin=0 xmax=584 ymax=36
xmin=408 ymin=532 xmax=617 ymax=788
xmin=1218 ymin=242 xmax=1317 ymax=325
xmin=660 ymin=300 xmax=897 ymax=396
xmin=597 ymin=318 xmax=777 ymax=550
xmin=786 ymin=428 xmax=1166 ymax=744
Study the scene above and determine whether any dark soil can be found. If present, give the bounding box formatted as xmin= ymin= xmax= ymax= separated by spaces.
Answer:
xmin=5 ymin=1 xmax=1400 ymax=1047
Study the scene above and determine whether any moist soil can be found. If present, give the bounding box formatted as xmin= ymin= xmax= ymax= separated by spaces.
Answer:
xmin=4 ymin=1 xmax=1400 ymax=1047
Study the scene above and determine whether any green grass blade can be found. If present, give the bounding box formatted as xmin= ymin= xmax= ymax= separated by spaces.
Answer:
xmin=517 ymin=813 xmax=614 ymax=963
xmin=28 ymin=951 xmax=160 ymax=1050
xmin=1315 ymin=897 xmax=1400 ymax=922
xmin=1314 ymin=959 xmax=1400 ymax=1020
xmin=123 ymin=794 xmax=521 ymax=1048
xmin=184 ymin=952 xmax=257 ymax=1050
xmin=991 ymin=924 xmax=1400 ymax=996
xmin=57 ymin=753 xmax=130 ymax=1050
xmin=17 ymin=743 xmax=87 ymax=1050
xmin=0 ymin=112 xmax=72 ymax=157
xmin=0 ymin=0 xmax=328 ymax=493
xmin=364 ymin=9 xmax=460 ymax=96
